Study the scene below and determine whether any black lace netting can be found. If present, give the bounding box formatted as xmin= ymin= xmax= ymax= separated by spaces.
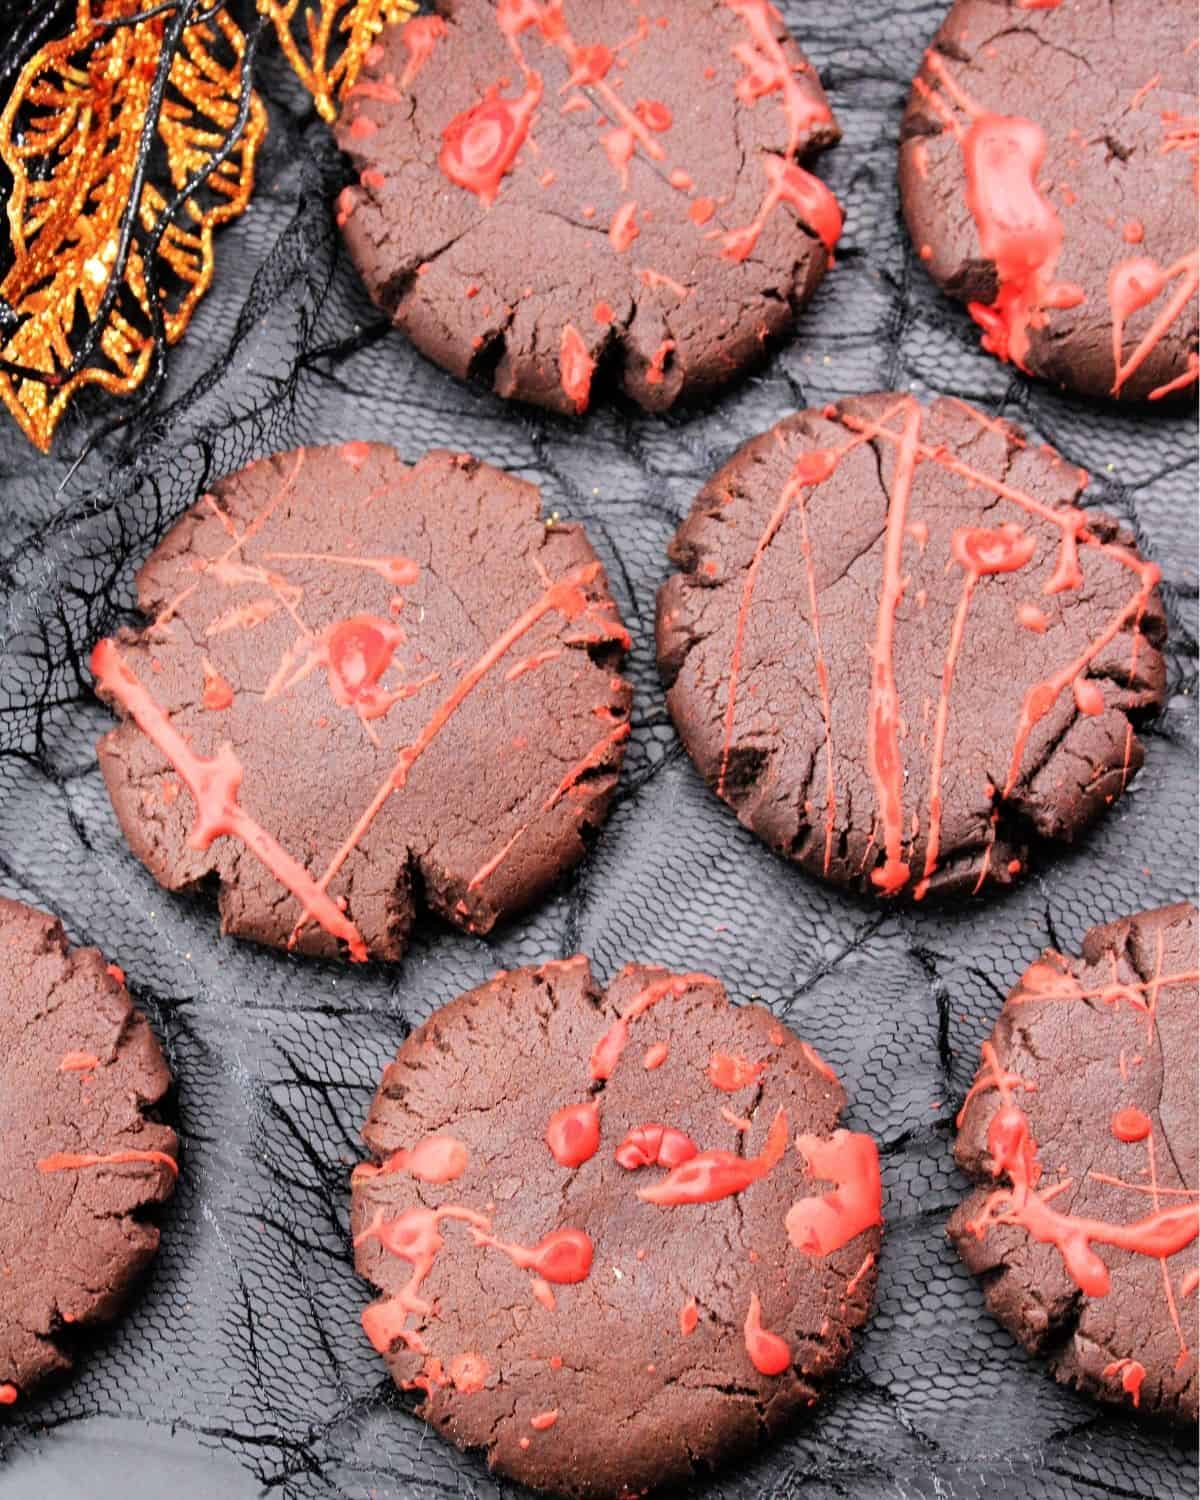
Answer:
xmin=0 ymin=2 xmax=1197 ymax=1496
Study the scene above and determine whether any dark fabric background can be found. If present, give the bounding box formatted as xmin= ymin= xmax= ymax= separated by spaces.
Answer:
xmin=0 ymin=2 xmax=1196 ymax=1495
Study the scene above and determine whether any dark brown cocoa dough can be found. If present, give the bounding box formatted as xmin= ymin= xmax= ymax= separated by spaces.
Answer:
xmin=656 ymin=393 xmax=1167 ymax=902
xmin=950 ymin=903 xmax=1198 ymax=1425
xmin=0 ymin=898 xmax=177 ymax=1407
xmin=92 ymin=444 xmax=632 ymax=962
xmin=334 ymin=0 xmax=841 ymax=416
xmin=351 ymin=956 xmax=883 ymax=1498
xmin=900 ymin=0 xmax=1199 ymax=402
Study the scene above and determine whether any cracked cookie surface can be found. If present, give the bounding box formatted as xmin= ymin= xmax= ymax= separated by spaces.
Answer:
xmin=950 ymin=902 xmax=1198 ymax=1424
xmin=900 ymin=0 xmax=1199 ymax=402
xmin=91 ymin=445 xmax=632 ymax=962
xmin=351 ymin=956 xmax=882 ymax=1498
xmin=656 ymin=392 xmax=1167 ymax=903
xmin=333 ymin=0 xmax=841 ymax=416
xmin=0 ymin=898 xmax=177 ymax=1407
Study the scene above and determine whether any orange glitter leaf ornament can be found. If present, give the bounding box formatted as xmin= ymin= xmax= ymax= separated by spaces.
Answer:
xmin=258 ymin=0 xmax=418 ymax=123
xmin=0 ymin=2 xmax=267 ymax=451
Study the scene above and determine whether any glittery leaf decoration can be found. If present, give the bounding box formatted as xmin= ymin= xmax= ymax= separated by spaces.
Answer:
xmin=0 ymin=1 xmax=267 ymax=452
xmin=258 ymin=0 xmax=419 ymax=123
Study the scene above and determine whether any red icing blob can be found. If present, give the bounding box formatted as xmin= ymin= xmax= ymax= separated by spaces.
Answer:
xmin=642 ymin=1040 xmax=669 ymax=1069
xmin=473 ymin=1225 xmax=594 ymax=1284
xmin=634 ymin=98 xmax=672 ymax=132
xmin=1017 ymin=602 xmax=1049 ymax=633
xmin=679 ymin=1297 xmax=699 ymax=1336
xmin=440 ymin=76 xmax=543 ymax=206
xmin=324 ymin=616 xmax=405 ymax=714
xmin=609 ymin=200 xmax=640 ymax=252
xmin=355 ymin=1133 xmax=469 ymax=1185
xmin=1073 ymin=677 xmax=1105 ymax=716
xmin=559 ymin=323 xmax=595 ymax=413
xmin=614 ymin=1123 xmax=699 ymax=1171
xmin=529 ymin=1408 xmax=559 ymax=1431
xmin=689 ymin=196 xmax=716 ymax=225
xmin=449 ymin=1351 xmax=490 ymax=1392
xmin=638 ymin=1107 xmax=788 ymax=1205
xmin=592 ymin=300 xmax=614 ymax=324
xmin=743 ymin=1292 xmax=791 ymax=1376
xmin=1103 ymin=1358 xmax=1146 ymax=1407
xmin=545 ymin=1101 xmax=601 ymax=1167
xmin=201 ymin=658 xmax=234 ymax=711
xmin=0 ymin=1384 xmax=16 ymax=1405
xmin=1111 ymin=1107 xmax=1152 ymax=1143
xmin=707 ymin=1051 xmax=766 ymax=1091
xmin=361 ymin=1296 xmax=415 ymax=1355
xmin=786 ymin=1130 xmax=883 ymax=1255
xmin=951 ymin=523 xmax=1036 ymax=577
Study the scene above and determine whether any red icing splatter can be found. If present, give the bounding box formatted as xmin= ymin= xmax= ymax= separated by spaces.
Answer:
xmin=37 ymin=1149 xmax=178 ymax=1177
xmin=614 ymin=1123 xmax=699 ymax=1171
xmin=707 ymin=1051 xmax=766 ymax=1091
xmin=743 ymin=1291 xmax=791 ymax=1376
xmin=589 ymin=972 xmax=712 ymax=1080
xmin=545 ymin=1101 xmax=601 ymax=1167
xmin=400 ymin=14 xmax=447 ymax=88
xmin=721 ymin=156 xmax=841 ymax=260
xmin=1108 ymin=254 xmax=1200 ymax=397
xmin=559 ymin=323 xmax=595 ymax=413
xmin=440 ymin=76 xmax=543 ymax=206
xmin=786 ymin=1130 xmax=883 ymax=1255
xmin=638 ymin=1107 xmax=787 ymax=1205
xmin=1112 ymin=1108 xmax=1153 ymax=1143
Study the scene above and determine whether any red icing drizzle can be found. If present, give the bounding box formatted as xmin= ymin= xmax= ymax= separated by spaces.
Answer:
xmin=91 ymin=638 xmax=369 ymax=961
xmin=707 ymin=1051 xmax=766 ymax=1091
xmin=1108 ymin=254 xmax=1200 ymax=397
xmin=614 ymin=1123 xmax=699 ymax=1171
xmin=559 ymin=323 xmax=595 ymax=413
xmin=609 ymin=200 xmax=640 ymax=252
xmin=743 ymin=1291 xmax=791 ymax=1375
xmin=786 ymin=1130 xmax=883 ymax=1255
xmin=545 ymin=1101 xmax=601 ymax=1167
xmin=589 ymin=972 xmax=712 ymax=1080
xmin=37 ymin=1149 xmax=178 ymax=1177
xmin=638 ymin=1107 xmax=788 ymax=1205
xmin=919 ymin=55 xmax=1084 ymax=371
xmin=353 ymin=1133 xmax=468 ymax=1185
xmin=400 ymin=14 xmax=447 ymax=88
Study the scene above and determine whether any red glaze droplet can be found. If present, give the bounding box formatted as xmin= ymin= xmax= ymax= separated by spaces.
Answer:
xmin=440 ymin=76 xmax=543 ymax=206
xmin=615 ymin=1123 xmax=699 ymax=1171
xmin=37 ymin=1149 xmax=178 ymax=1177
xmin=106 ymin=962 xmax=126 ymax=984
xmin=786 ymin=1130 xmax=883 ymax=1255
xmin=545 ymin=1101 xmax=601 ymax=1167
xmin=679 ymin=1297 xmax=699 ymax=1336
xmin=0 ymin=1384 xmax=17 ymax=1405
xmin=743 ymin=1292 xmax=791 ymax=1376
xmin=559 ymin=323 xmax=595 ymax=414
xmin=638 ymin=1108 xmax=788 ymax=1205
xmin=473 ymin=1226 xmax=594 ymax=1284
xmin=1073 ymin=677 xmax=1105 ymax=716
xmin=707 ymin=1051 xmax=766 ymax=1091
xmin=1111 ymin=1107 xmax=1152 ymax=1143
xmin=341 ymin=440 xmax=371 ymax=469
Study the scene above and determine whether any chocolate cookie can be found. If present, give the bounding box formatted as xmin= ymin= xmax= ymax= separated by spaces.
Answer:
xmin=900 ymin=0 xmax=1199 ymax=402
xmin=91 ymin=445 xmax=631 ymax=962
xmin=656 ymin=393 xmax=1167 ymax=902
xmin=0 ymin=898 xmax=177 ymax=1408
xmin=333 ymin=0 xmax=841 ymax=416
xmin=950 ymin=903 xmax=1199 ymax=1424
xmin=352 ymin=956 xmax=883 ymax=1497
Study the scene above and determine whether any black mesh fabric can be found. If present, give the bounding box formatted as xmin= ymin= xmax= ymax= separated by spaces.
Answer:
xmin=0 ymin=2 xmax=1197 ymax=1496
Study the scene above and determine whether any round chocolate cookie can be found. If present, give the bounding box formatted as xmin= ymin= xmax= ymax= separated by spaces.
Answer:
xmin=900 ymin=0 xmax=1199 ymax=402
xmin=657 ymin=393 xmax=1167 ymax=902
xmin=91 ymin=445 xmax=631 ymax=962
xmin=950 ymin=903 xmax=1199 ymax=1424
xmin=0 ymin=898 xmax=177 ymax=1408
xmin=333 ymin=0 xmax=841 ymax=416
xmin=352 ymin=956 xmax=883 ymax=1498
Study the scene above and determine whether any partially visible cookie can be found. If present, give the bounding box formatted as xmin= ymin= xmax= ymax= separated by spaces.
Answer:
xmin=334 ymin=0 xmax=841 ymax=415
xmin=951 ymin=903 xmax=1199 ymax=1424
xmin=900 ymin=0 xmax=1199 ymax=401
xmin=352 ymin=956 xmax=883 ymax=1498
xmin=0 ymin=898 xmax=177 ymax=1407
xmin=91 ymin=445 xmax=632 ymax=962
xmin=657 ymin=393 xmax=1167 ymax=902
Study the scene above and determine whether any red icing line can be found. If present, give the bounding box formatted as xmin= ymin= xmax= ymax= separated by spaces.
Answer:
xmin=505 ymin=647 xmax=563 ymax=681
xmin=352 ymin=1133 xmax=468 ymax=1185
xmin=1149 ymin=352 xmax=1200 ymax=401
xmin=356 ymin=1204 xmax=491 ymax=1355
xmin=37 ymin=1149 xmax=178 ymax=1177
xmin=59 ymin=1051 xmax=100 ymax=1072
xmin=920 ymin=55 xmax=1084 ymax=371
xmin=786 ymin=1130 xmax=883 ymax=1255
xmin=471 ymin=1225 xmax=594 ymax=1284
xmin=614 ymin=1123 xmax=699 ymax=1171
xmin=559 ymin=323 xmax=595 ymax=413
xmin=800 ymin=1041 xmax=837 ymax=1084
xmin=545 ymin=1101 xmax=600 ymax=1167
xmin=263 ymin=551 xmax=420 ymax=587
xmin=638 ymin=1107 xmax=787 ymax=1205
xmin=91 ymin=638 xmax=368 ymax=962
xmin=864 ymin=399 xmax=921 ymax=895
xmin=1111 ymin=1108 xmax=1153 ymax=1143
xmin=914 ymin=523 xmax=1036 ymax=899
xmin=399 ymin=13 xmax=447 ymax=89
xmin=963 ymin=1043 xmax=1199 ymax=1297
xmin=743 ymin=1291 xmax=790 ymax=1376
xmin=589 ymin=972 xmax=713 ymax=1080
xmin=544 ymin=721 xmax=630 ymax=808
xmin=707 ymin=1051 xmax=766 ymax=1091
xmin=721 ymin=156 xmax=842 ymax=261
xmin=1102 ymin=1358 xmax=1145 ymax=1407
xmin=440 ymin=75 xmax=543 ymax=206
xmin=1108 ymin=254 xmax=1200 ymax=396
xmin=1183 ymin=1269 xmax=1200 ymax=1300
